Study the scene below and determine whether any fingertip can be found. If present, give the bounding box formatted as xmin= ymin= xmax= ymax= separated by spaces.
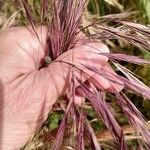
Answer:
xmin=108 ymin=82 xmax=124 ymax=93
xmin=86 ymin=42 xmax=110 ymax=54
xmin=89 ymin=74 xmax=111 ymax=90
xmin=74 ymin=95 xmax=85 ymax=106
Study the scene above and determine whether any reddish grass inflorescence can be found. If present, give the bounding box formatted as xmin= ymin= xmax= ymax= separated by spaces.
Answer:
xmin=22 ymin=0 xmax=150 ymax=149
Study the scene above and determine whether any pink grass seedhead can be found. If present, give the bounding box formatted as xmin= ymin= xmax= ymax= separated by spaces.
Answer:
xmin=46 ymin=0 xmax=86 ymax=60
xmin=21 ymin=0 xmax=150 ymax=149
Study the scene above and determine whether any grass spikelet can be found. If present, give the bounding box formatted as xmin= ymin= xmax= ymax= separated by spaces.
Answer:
xmin=47 ymin=0 xmax=86 ymax=60
xmin=52 ymin=76 xmax=75 ymax=150
xmin=115 ymin=92 xmax=150 ymax=149
xmin=41 ymin=0 xmax=49 ymax=21
xmin=76 ymin=77 xmax=127 ymax=149
xmin=103 ymin=53 xmax=150 ymax=65
xmin=21 ymin=0 xmax=40 ymax=41
xmin=91 ymin=24 xmax=150 ymax=50
xmin=21 ymin=0 xmax=35 ymax=30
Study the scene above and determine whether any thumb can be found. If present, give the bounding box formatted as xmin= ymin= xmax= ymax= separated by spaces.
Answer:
xmin=0 ymin=26 xmax=66 ymax=149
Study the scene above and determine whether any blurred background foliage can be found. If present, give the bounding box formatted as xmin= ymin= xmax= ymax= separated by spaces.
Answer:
xmin=0 ymin=0 xmax=150 ymax=149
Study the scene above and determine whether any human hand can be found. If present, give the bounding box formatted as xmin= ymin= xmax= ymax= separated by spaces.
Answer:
xmin=0 ymin=26 xmax=122 ymax=149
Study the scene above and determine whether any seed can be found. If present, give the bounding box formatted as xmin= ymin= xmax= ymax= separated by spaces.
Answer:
xmin=44 ymin=56 xmax=52 ymax=64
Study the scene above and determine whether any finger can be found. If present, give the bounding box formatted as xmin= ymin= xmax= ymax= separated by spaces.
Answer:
xmin=84 ymin=64 xmax=123 ymax=92
xmin=74 ymin=81 xmax=92 ymax=106
xmin=54 ymin=43 xmax=110 ymax=88
xmin=102 ymin=64 xmax=124 ymax=92
xmin=75 ymin=80 xmax=91 ymax=97
xmin=88 ymin=73 xmax=111 ymax=90
xmin=56 ymin=42 xmax=109 ymax=68
xmin=74 ymin=96 xmax=85 ymax=106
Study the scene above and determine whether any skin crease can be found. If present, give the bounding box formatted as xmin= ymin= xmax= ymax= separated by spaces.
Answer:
xmin=0 ymin=26 xmax=123 ymax=149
